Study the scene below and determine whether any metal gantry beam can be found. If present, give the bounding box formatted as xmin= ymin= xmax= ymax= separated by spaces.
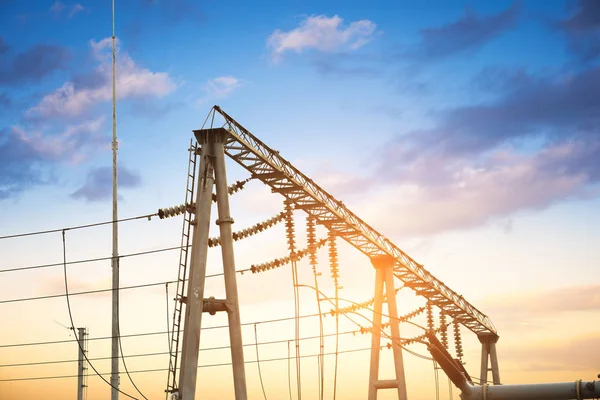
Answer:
xmin=209 ymin=105 xmax=497 ymax=336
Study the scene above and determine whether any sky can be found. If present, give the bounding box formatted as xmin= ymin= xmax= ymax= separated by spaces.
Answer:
xmin=1 ymin=0 xmax=599 ymax=399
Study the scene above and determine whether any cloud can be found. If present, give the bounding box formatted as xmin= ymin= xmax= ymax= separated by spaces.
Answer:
xmin=484 ymin=284 xmax=600 ymax=318
xmin=70 ymin=165 xmax=142 ymax=202
xmin=556 ymin=0 xmax=600 ymax=62
xmin=205 ymin=76 xmax=242 ymax=97
xmin=406 ymin=2 xmax=519 ymax=61
xmin=508 ymin=333 xmax=600 ymax=372
xmin=195 ymin=76 xmax=243 ymax=107
xmin=267 ymin=15 xmax=377 ymax=61
xmin=0 ymin=118 xmax=105 ymax=199
xmin=0 ymin=42 xmax=71 ymax=85
xmin=0 ymin=37 xmax=9 ymax=54
xmin=361 ymin=65 xmax=600 ymax=235
xmin=49 ymin=2 xmax=85 ymax=18
xmin=26 ymin=38 xmax=176 ymax=120
xmin=0 ymin=92 xmax=10 ymax=107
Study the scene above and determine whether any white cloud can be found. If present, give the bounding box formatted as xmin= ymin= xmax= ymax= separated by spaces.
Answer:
xmin=27 ymin=38 xmax=176 ymax=119
xmin=267 ymin=15 xmax=377 ymax=61
xmin=68 ymin=4 xmax=85 ymax=18
xmin=49 ymin=1 xmax=86 ymax=18
xmin=348 ymin=142 xmax=593 ymax=238
xmin=11 ymin=117 xmax=105 ymax=164
xmin=205 ymin=76 xmax=242 ymax=97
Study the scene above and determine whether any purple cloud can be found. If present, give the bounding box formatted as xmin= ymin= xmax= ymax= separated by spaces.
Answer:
xmin=71 ymin=165 xmax=142 ymax=202
xmin=363 ymin=62 xmax=600 ymax=236
xmin=0 ymin=119 xmax=104 ymax=199
xmin=557 ymin=0 xmax=600 ymax=61
xmin=0 ymin=37 xmax=9 ymax=54
xmin=406 ymin=2 xmax=520 ymax=61
xmin=0 ymin=42 xmax=71 ymax=85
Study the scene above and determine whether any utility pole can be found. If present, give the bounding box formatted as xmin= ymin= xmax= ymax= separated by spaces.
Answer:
xmin=77 ymin=327 xmax=88 ymax=400
xmin=177 ymin=128 xmax=248 ymax=399
xmin=110 ymin=0 xmax=120 ymax=399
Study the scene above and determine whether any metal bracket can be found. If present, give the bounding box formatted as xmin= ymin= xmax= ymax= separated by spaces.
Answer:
xmin=202 ymin=297 xmax=230 ymax=315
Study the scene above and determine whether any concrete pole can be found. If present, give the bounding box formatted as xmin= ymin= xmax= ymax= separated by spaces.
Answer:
xmin=383 ymin=267 xmax=408 ymax=400
xmin=478 ymin=332 xmax=501 ymax=385
xmin=77 ymin=327 xmax=86 ymax=400
xmin=368 ymin=266 xmax=385 ymax=400
xmin=213 ymin=132 xmax=248 ymax=400
xmin=178 ymin=135 xmax=215 ymax=399
xmin=479 ymin=340 xmax=488 ymax=385
xmin=489 ymin=341 xmax=501 ymax=384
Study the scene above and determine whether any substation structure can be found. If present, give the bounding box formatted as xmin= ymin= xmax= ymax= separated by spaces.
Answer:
xmin=157 ymin=106 xmax=600 ymax=400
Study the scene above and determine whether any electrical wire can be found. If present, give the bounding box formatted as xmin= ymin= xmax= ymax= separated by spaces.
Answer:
xmin=0 ymin=330 xmax=361 ymax=369
xmin=0 ymin=243 xmax=254 ymax=276
xmin=0 ymin=280 xmax=177 ymax=305
xmin=298 ymin=284 xmax=435 ymax=361
xmin=433 ymin=360 xmax=440 ymax=400
xmin=118 ymin=322 xmax=149 ymax=399
xmin=61 ymin=230 xmax=139 ymax=400
xmin=287 ymin=340 xmax=293 ymax=400
xmin=254 ymin=324 xmax=268 ymax=400
xmin=0 ymin=244 xmax=184 ymax=274
xmin=306 ymin=215 xmax=324 ymax=400
xmin=0 ymin=213 xmax=157 ymax=241
xmin=0 ymin=346 xmax=375 ymax=383
xmin=0 ymin=312 xmax=326 ymax=349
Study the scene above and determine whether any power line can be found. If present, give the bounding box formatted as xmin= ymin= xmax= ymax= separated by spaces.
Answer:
xmin=0 ymin=244 xmax=253 ymax=276
xmin=61 ymin=231 xmax=139 ymax=400
xmin=0 ymin=312 xmax=326 ymax=349
xmin=0 ymin=280 xmax=177 ymax=305
xmin=0 ymin=213 xmax=157 ymax=241
xmin=0 ymin=346 xmax=374 ymax=383
xmin=0 ymin=245 xmax=184 ymax=274
xmin=0 ymin=330 xmax=362 ymax=369
xmin=254 ymin=324 xmax=268 ymax=400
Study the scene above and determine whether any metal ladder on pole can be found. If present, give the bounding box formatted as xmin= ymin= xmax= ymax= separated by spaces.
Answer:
xmin=166 ymin=139 xmax=198 ymax=398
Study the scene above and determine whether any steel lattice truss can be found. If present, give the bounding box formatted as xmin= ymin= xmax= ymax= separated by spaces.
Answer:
xmin=194 ymin=106 xmax=496 ymax=335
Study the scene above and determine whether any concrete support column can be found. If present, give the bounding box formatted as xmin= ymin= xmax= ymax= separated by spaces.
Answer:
xmin=213 ymin=131 xmax=248 ymax=400
xmin=178 ymin=134 xmax=215 ymax=399
xmin=478 ymin=332 xmax=501 ymax=385
xmin=368 ymin=266 xmax=385 ymax=400
xmin=368 ymin=255 xmax=408 ymax=400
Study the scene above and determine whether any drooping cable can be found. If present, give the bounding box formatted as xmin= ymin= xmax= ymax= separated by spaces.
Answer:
xmin=61 ymin=230 xmax=139 ymax=400
xmin=433 ymin=360 xmax=440 ymax=400
xmin=254 ymin=324 xmax=268 ymax=400
xmin=307 ymin=215 xmax=324 ymax=400
xmin=117 ymin=322 xmax=149 ymax=400
xmin=284 ymin=199 xmax=301 ymax=400
xmin=328 ymin=232 xmax=340 ymax=400
xmin=287 ymin=340 xmax=293 ymax=400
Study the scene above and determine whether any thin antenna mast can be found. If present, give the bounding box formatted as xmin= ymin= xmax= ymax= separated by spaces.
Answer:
xmin=110 ymin=0 xmax=120 ymax=399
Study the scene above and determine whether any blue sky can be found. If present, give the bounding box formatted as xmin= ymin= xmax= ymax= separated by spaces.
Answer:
xmin=1 ymin=0 xmax=600 ymax=399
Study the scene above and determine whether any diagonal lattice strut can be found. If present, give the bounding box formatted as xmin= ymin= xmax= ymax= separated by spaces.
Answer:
xmin=193 ymin=106 xmax=496 ymax=335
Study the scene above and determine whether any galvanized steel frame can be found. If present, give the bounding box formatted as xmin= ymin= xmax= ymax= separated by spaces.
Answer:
xmin=198 ymin=106 xmax=496 ymax=335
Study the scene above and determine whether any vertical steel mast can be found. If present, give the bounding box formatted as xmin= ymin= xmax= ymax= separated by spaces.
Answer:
xmin=110 ymin=0 xmax=120 ymax=398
